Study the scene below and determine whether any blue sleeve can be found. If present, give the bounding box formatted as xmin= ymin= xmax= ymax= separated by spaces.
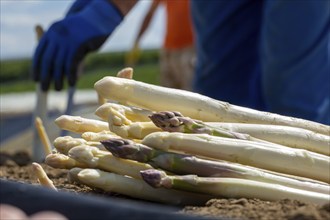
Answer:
xmin=261 ymin=0 xmax=330 ymax=124
xmin=190 ymin=0 xmax=266 ymax=110
xmin=190 ymin=0 xmax=329 ymax=124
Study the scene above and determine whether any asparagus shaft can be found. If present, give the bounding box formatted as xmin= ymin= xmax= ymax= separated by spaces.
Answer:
xmin=35 ymin=117 xmax=52 ymax=156
xmin=101 ymin=138 xmax=330 ymax=194
xmin=142 ymin=132 xmax=330 ymax=183
xmin=140 ymin=170 xmax=329 ymax=205
xmin=207 ymin=122 xmax=330 ymax=156
xmin=53 ymin=136 xmax=105 ymax=154
xmin=95 ymin=103 xmax=152 ymax=122
xmin=81 ymin=131 xmax=120 ymax=142
xmin=94 ymin=76 xmax=329 ymax=135
xmin=45 ymin=153 xmax=89 ymax=169
xmin=72 ymin=168 xmax=211 ymax=205
xmin=55 ymin=115 xmax=109 ymax=133
xmin=32 ymin=162 xmax=57 ymax=191
xmin=109 ymin=121 xmax=161 ymax=139
xmin=149 ymin=111 xmax=275 ymax=144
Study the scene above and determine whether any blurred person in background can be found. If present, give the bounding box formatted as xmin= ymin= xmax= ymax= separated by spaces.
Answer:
xmin=190 ymin=0 xmax=329 ymax=124
xmin=33 ymin=0 xmax=329 ymax=124
xmin=127 ymin=0 xmax=195 ymax=90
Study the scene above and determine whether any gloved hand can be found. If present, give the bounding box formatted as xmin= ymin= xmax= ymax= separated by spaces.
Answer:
xmin=33 ymin=0 xmax=123 ymax=91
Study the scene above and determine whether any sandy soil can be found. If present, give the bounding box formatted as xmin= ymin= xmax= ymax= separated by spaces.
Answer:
xmin=0 ymin=152 xmax=329 ymax=220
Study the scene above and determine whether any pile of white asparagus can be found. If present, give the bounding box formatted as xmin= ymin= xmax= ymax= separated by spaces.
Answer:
xmin=40 ymin=68 xmax=330 ymax=206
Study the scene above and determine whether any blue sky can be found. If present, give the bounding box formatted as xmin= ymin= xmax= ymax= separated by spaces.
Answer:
xmin=0 ymin=0 xmax=165 ymax=60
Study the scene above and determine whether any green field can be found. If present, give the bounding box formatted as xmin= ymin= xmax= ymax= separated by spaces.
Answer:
xmin=0 ymin=50 xmax=160 ymax=94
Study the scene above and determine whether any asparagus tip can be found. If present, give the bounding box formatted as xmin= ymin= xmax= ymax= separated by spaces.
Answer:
xmin=140 ymin=169 xmax=171 ymax=188
xmin=149 ymin=111 xmax=184 ymax=132
xmin=101 ymin=138 xmax=138 ymax=158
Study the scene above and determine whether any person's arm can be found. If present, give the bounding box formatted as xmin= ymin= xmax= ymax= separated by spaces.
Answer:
xmin=134 ymin=0 xmax=161 ymax=46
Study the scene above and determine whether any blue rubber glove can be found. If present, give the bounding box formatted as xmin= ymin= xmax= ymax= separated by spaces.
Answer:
xmin=33 ymin=0 xmax=123 ymax=91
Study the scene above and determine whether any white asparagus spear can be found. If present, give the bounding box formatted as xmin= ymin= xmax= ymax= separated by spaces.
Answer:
xmin=95 ymin=66 xmax=132 ymax=106
xmin=32 ymin=162 xmax=57 ymax=191
xmin=109 ymin=121 xmax=161 ymax=139
xmin=53 ymin=136 xmax=105 ymax=154
xmin=35 ymin=117 xmax=52 ymax=156
xmin=140 ymin=170 xmax=329 ymax=206
xmin=71 ymin=168 xmax=212 ymax=205
xmin=94 ymin=77 xmax=329 ymax=135
xmin=81 ymin=131 xmax=120 ymax=142
xmin=95 ymin=102 xmax=152 ymax=122
xmin=207 ymin=122 xmax=330 ymax=156
xmin=95 ymin=66 xmax=133 ymax=106
xmin=45 ymin=153 xmax=89 ymax=169
xmin=55 ymin=115 xmax=109 ymax=134
xmin=67 ymin=145 xmax=154 ymax=179
xmin=101 ymin=138 xmax=330 ymax=194
xmin=105 ymin=106 xmax=161 ymax=139
xmin=107 ymin=106 xmax=132 ymax=126
xmin=98 ymin=104 xmax=157 ymax=139
xmin=142 ymin=132 xmax=330 ymax=183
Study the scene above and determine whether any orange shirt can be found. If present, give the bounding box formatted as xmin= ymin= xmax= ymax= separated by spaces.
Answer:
xmin=162 ymin=0 xmax=194 ymax=49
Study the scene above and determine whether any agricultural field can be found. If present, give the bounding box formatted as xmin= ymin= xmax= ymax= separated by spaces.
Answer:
xmin=0 ymin=49 xmax=160 ymax=94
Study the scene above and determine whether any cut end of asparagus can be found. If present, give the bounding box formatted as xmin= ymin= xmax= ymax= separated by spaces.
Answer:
xmin=140 ymin=169 xmax=172 ymax=188
xmin=101 ymin=138 xmax=137 ymax=157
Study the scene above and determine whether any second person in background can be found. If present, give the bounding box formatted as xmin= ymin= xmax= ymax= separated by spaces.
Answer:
xmin=130 ymin=0 xmax=195 ymax=91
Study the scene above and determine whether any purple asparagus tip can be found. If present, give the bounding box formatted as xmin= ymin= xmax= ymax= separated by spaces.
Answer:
xmin=140 ymin=169 xmax=167 ymax=188
xmin=101 ymin=138 xmax=138 ymax=158
xmin=149 ymin=111 xmax=185 ymax=132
